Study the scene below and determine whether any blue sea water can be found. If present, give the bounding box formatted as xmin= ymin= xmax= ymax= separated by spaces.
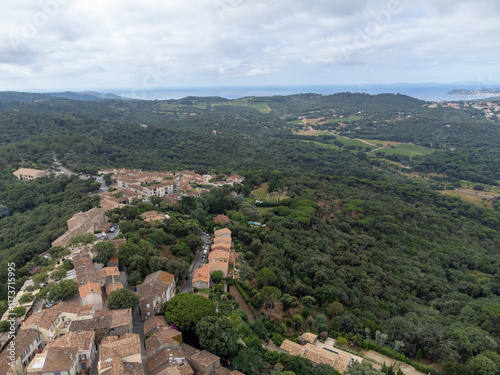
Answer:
xmin=114 ymin=83 xmax=500 ymax=102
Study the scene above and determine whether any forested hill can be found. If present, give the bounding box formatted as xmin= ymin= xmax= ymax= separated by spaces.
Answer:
xmin=0 ymin=92 xmax=500 ymax=373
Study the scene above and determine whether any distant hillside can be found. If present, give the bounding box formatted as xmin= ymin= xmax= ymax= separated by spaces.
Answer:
xmin=46 ymin=91 xmax=131 ymax=101
xmin=449 ymin=88 xmax=500 ymax=96
xmin=0 ymin=91 xmax=131 ymax=102
xmin=0 ymin=92 xmax=55 ymax=102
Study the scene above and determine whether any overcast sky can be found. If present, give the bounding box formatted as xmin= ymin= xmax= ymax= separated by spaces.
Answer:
xmin=1 ymin=0 xmax=500 ymax=93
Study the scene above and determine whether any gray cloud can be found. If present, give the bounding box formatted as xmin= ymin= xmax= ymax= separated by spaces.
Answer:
xmin=0 ymin=0 xmax=499 ymax=90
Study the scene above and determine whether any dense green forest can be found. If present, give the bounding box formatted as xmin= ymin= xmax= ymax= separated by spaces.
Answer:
xmin=0 ymin=92 xmax=499 ymax=374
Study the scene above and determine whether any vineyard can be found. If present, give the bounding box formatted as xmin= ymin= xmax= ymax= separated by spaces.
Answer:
xmin=251 ymin=183 xmax=269 ymax=199
xmin=251 ymin=183 xmax=288 ymax=204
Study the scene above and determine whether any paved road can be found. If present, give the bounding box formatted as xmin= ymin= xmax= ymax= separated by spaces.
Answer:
xmin=106 ymin=228 xmax=120 ymax=240
xmin=180 ymin=233 xmax=210 ymax=293
xmin=52 ymin=150 xmax=75 ymax=176
xmin=94 ymin=176 xmax=108 ymax=194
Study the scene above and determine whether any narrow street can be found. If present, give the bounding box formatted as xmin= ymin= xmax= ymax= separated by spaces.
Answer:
xmin=180 ymin=232 xmax=210 ymax=293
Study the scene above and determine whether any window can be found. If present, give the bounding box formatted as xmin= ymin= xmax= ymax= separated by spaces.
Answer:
xmin=147 ymin=311 xmax=150 ymax=316
xmin=146 ymin=303 xmax=150 ymax=308
xmin=81 ymin=362 xmax=87 ymax=370
xmin=79 ymin=354 xmax=87 ymax=360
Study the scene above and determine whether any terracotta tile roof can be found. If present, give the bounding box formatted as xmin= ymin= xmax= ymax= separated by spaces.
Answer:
xmin=147 ymin=347 xmax=193 ymax=375
xmin=97 ymin=266 xmax=121 ymax=279
xmin=193 ymin=266 xmax=210 ymax=284
xmin=47 ymin=331 xmax=94 ymax=351
xmin=279 ymin=340 xmax=356 ymax=373
xmin=211 ymin=243 xmax=230 ymax=251
xmin=69 ymin=309 xmax=130 ymax=332
xmin=214 ymin=368 xmax=232 ymax=375
xmin=279 ymin=340 xmax=306 ymax=357
xmin=77 ymin=272 xmax=99 ymax=284
xmin=180 ymin=343 xmax=199 ymax=358
xmin=159 ymin=271 xmax=175 ymax=284
xmin=145 ymin=327 xmax=182 ymax=355
xmin=208 ymin=250 xmax=230 ymax=262
xmin=301 ymin=332 xmax=318 ymax=344
xmin=214 ymin=228 xmax=231 ymax=237
xmin=3 ymin=328 xmax=40 ymax=358
xmin=208 ymin=261 xmax=229 ymax=272
xmin=0 ymin=352 xmax=12 ymax=375
xmin=333 ymin=349 xmax=358 ymax=373
xmin=189 ymin=350 xmax=220 ymax=366
xmin=53 ymin=301 xmax=81 ymax=314
xmin=136 ymin=271 xmax=175 ymax=302
xmin=23 ymin=306 xmax=60 ymax=330
xmin=99 ymin=334 xmax=145 ymax=375
xmin=78 ymin=305 xmax=95 ymax=316
xmin=144 ymin=316 xmax=168 ymax=336
xmin=213 ymin=215 xmax=230 ymax=224
xmin=112 ymin=238 xmax=127 ymax=249
xmin=103 ymin=308 xmax=132 ymax=329
xmin=302 ymin=344 xmax=336 ymax=367
xmin=105 ymin=282 xmax=124 ymax=295
xmin=213 ymin=237 xmax=231 ymax=245
xmin=213 ymin=368 xmax=245 ymax=375
xmin=29 ymin=346 xmax=78 ymax=372
xmin=100 ymin=333 xmax=141 ymax=361
xmin=13 ymin=168 xmax=48 ymax=178
xmin=79 ymin=282 xmax=102 ymax=298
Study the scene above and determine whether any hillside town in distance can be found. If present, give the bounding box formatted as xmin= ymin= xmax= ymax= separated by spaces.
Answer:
xmin=1 ymin=167 xmax=360 ymax=375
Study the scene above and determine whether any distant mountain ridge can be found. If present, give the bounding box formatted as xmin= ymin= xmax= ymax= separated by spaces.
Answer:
xmin=0 ymin=91 xmax=131 ymax=102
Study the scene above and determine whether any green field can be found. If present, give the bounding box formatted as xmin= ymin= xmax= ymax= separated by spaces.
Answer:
xmin=302 ymin=137 xmax=376 ymax=150
xmin=287 ymin=119 xmax=305 ymax=125
xmin=326 ymin=115 xmax=363 ymax=123
xmin=373 ymin=147 xmax=434 ymax=158
xmin=212 ymin=99 xmax=271 ymax=113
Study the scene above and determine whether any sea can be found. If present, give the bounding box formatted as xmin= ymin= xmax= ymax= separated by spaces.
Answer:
xmin=114 ymin=82 xmax=500 ymax=102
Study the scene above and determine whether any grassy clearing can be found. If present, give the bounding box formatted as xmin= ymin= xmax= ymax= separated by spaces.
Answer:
xmin=326 ymin=115 xmax=363 ymax=123
xmin=439 ymin=189 xmax=497 ymax=209
xmin=374 ymin=148 xmax=425 ymax=157
xmin=288 ymin=119 xmax=307 ymax=125
xmin=256 ymin=207 xmax=273 ymax=215
xmin=212 ymin=99 xmax=271 ymax=113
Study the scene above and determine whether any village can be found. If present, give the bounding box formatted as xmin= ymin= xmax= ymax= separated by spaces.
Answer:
xmin=1 ymin=167 xmax=362 ymax=375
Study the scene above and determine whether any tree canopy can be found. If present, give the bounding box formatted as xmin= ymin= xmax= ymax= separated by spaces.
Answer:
xmin=196 ymin=316 xmax=239 ymax=357
xmin=164 ymin=293 xmax=216 ymax=331
xmin=107 ymin=288 xmax=140 ymax=309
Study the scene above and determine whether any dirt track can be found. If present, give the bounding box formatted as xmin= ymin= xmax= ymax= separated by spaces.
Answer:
xmin=229 ymin=286 xmax=254 ymax=322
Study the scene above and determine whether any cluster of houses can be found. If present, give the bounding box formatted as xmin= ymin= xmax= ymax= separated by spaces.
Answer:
xmin=98 ymin=169 xmax=244 ymax=208
xmin=279 ymin=333 xmax=361 ymax=373
xmin=0 ymin=232 xmax=245 ymax=375
xmin=193 ymin=228 xmax=236 ymax=289
xmin=0 ymin=302 xmax=246 ymax=375
xmin=425 ymin=100 xmax=500 ymax=120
